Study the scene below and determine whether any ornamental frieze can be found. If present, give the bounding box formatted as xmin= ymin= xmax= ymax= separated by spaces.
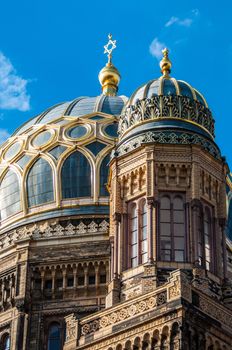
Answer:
xmin=0 ymin=219 xmax=109 ymax=250
xmin=80 ymin=290 xmax=167 ymax=335
xmin=115 ymin=131 xmax=221 ymax=159
xmin=118 ymin=95 xmax=215 ymax=138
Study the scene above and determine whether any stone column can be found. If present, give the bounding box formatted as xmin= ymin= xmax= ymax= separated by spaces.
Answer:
xmin=113 ymin=213 xmax=121 ymax=278
xmin=110 ymin=236 xmax=114 ymax=281
xmin=51 ymin=269 xmax=56 ymax=298
xmin=62 ymin=268 xmax=67 ymax=290
xmin=219 ymin=218 xmax=227 ymax=279
xmin=41 ymin=270 xmax=45 ymax=294
xmin=147 ymin=197 xmax=154 ymax=264
xmin=84 ymin=267 xmax=88 ymax=288
xmin=95 ymin=264 xmax=100 ymax=288
xmin=73 ymin=268 xmax=77 ymax=289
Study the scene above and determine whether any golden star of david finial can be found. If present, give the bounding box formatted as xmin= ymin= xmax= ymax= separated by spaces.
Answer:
xmin=104 ymin=33 xmax=117 ymax=63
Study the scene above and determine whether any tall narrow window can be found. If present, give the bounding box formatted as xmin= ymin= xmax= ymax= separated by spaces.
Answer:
xmin=204 ymin=208 xmax=211 ymax=271
xmin=1 ymin=334 xmax=10 ymax=350
xmin=140 ymin=200 xmax=148 ymax=263
xmin=196 ymin=207 xmax=203 ymax=266
xmin=0 ymin=170 xmax=21 ymax=220
xmin=173 ymin=196 xmax=185 ymax=262
xmin=27 ymin=158 xmax=54 ymax=207
xmin=130 ymin=204 xmax=138 ymax=267
xmin=99 ymin=154 xmax=110 ymax=196
xmin=47 ymin=323 xmax=61 ymax=350
xmin=61 ymin=151 xmax=91 ymax=199
xmin=159 ymin=193 xmax=186 ymax=262
xmin=160 ymin=196 xmax=172 ymax=261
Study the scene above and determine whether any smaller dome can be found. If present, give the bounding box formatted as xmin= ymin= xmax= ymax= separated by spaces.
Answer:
xmin=118 ymin=76 xmax=214 ymax=142
xmin=128 ymin=77 xmax=208 ymax=108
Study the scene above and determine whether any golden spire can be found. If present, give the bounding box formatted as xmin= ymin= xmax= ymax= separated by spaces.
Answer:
xmin=159 ymin=48 xmax=172 ymax=77
xmin=98 ymin=34 xmax=121 ymax=96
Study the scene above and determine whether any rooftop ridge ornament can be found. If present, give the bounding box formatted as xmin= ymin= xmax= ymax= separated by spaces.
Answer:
xmin=159 ymin=47 xmax=172 ymax=77
xmin=104 ymin=33 xmax=117 ymax=64
xmin=98 ymin=34 xmax=121 ymax=96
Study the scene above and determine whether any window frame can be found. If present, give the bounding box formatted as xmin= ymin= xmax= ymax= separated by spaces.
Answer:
xmin=47 ymin=322 xmax=62 ymax=350
xmin=193 ymin=201 xmax=215 ymax=273
xmin=61 ymin=150 xmax=92 ymax=199
xmin=0 ymin=333 xmax=10 ymax=350
xmin=128 ymin=198 xmax=148 ymax=268
xmin=158 ymin=192 xmax=187 ymax=263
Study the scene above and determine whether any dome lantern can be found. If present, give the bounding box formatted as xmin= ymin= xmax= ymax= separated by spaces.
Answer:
xmin=98 ymin=34 xmax=121 ymax=96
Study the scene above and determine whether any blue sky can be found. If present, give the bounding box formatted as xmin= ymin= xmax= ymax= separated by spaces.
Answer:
xmin=0 ymin=0 xmax=231 ymax=168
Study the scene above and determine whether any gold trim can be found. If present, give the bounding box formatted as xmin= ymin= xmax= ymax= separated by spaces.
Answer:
xmin=101 ymin=122 xmax=119 ymax=140
xmin=30 ymin=128 xmax=56 ymax=150
xmin=2 ymin=140 xmax=24 ymax=162
xmin=63 ymin=122 xmax=92 ymax=142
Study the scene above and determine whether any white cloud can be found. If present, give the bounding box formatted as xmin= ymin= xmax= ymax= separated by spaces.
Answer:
xmin=165 ymin=16 xmax=179 ymax=27
xmin=165 ymin=9 xmax=199 ymax=28
xmin=0 ymin=52 xmax=30 ymax=112
xmin=165 ymin=16 xmax=192 ymax=28
xmin=149 ymin=38 xmax=166 ymax=60
xmin=0 ymin=128 xmax=10 ymax=144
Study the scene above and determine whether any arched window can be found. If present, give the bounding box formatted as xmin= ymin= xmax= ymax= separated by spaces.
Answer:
xmin=159 ymin=193 xmax=186 ymax=262
xmin=1 ymin=334 xmax=10 ymax=350
xmin=204 ymin=208 xmax=211 ymax=271
xmin=140 ymin=200 xmax=148 ymax=264
xmin=47 ymin=323 xmax=61 ymax=350
xmin=99 ymin=154 xmax=110 ymax=196
xmin=61 ymin=151 xmax=91 ymax=199
xmin=0 ymin=170 xmax=21 ymax=220
xmin=27 ymin=158 xmax=54 ymax=207
xmin=130 ymin=204 xmax=138 ymax=267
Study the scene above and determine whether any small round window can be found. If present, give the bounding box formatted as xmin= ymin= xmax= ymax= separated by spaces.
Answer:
xmin=67 ymin=125 xmax=87 ymax=139
xmin=4 ymin=142 xmax=21 ymax=160
xmin=32 ymin=131 xmax=52 ymax=147
xmin=104 ymin=123 xmax=118 ymax=138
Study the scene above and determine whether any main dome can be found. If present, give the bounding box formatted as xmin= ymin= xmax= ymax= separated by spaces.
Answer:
xmin=13 ymin=95 xmax=126 ymax=135
xmin=0 ymin=94 xmax=127 ymax=232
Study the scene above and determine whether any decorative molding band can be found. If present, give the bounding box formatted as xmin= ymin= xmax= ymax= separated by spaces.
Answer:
xmin=118 ymin=95 xmax=214 ymax=138
xmin=115 ymin=131 xmax=221 ymax=159
xmin=0 ymin=219 xmax=109 ymax=250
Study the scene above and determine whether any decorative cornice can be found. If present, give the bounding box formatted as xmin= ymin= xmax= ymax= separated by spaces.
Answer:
xmin=118 ymin=95 xmax=214 ymax=138
xmin=114 ymin=130 xmax=221 ymax=159
xmin=0 ymin=219 xmax=109 ymax=251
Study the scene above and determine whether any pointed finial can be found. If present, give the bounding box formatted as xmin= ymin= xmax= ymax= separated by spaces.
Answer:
xmin=104 ymin=33 xmax=117 ymax=64
xmin=159 ymin=47 xmax=172 ymax=77
xmin=99 ymin=34 xmax=121 ymax=96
